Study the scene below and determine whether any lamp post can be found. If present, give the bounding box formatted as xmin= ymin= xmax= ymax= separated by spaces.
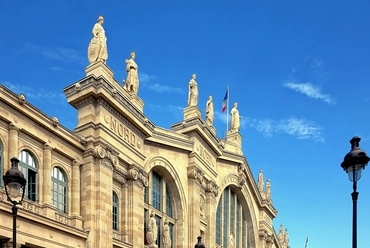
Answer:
xmin=3 ymin=157 xmax=26 ymax=248
xmin=340 ymin=136 xmax=369 ymax=248
xmin=194 ymin=236 xmax=205 ymax=248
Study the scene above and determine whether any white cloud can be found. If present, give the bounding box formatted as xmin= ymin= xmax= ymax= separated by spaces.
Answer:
xmin=147 ymin=83 xmax=184 ymax=94
xmin=283 ymin=82 xmax=334 ymax=104
xmin=139 ymin=73 xmax=156 ymax=83
xmin=248 ymin=117 xmax=324 ymax=142
xmin=1 ymin=81 xmax=66 ymax=106
xmin=23 ymin=43 xmax=85 ymax=65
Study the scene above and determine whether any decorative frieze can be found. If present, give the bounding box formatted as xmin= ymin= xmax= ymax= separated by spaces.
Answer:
xmin=22 ymin=200 xmax=41 ymax=215
xmin=55 ymin=212 xmax=70 ymax=225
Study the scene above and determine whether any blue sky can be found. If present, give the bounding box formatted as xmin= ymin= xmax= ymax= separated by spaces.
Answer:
xmin=2 ymin=1 xmax=370 ymax=247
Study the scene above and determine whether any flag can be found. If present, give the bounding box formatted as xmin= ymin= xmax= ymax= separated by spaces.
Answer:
xmin=304 ymin=236 xmax=309 ymax=248
xmin=221 ymin=89 xmax=228 ymax=113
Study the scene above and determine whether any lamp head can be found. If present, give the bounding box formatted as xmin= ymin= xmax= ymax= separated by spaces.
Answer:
xmin=3 ymin=157 xmax=26 ymax=205
xmin=341 ymin=136 xmax=370 ymax=182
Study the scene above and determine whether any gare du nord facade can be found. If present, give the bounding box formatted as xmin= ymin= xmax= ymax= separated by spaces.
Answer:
xmin=0 ymin=18 xmax=289 ymax=248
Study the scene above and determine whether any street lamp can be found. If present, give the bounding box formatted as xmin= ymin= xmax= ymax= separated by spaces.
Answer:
xmin=194 ymin=236 xmax=205 ymax=248
xmin=341 ymin=136 xmax=369 ymax=248
xmin=3 ymin=157 xmax=26 ymax=248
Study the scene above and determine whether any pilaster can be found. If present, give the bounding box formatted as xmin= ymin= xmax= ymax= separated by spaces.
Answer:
xmin=42 ymin=143 xmax=52 ymax=205
xmin=187 ymin=166 xmax=202 ymax=244
xmin=8 ymin=123 xmax=19 ymax=169
xmin=204 ymin=181 xmax=218 ymax=246
xmin=71 ymin=159 xmax=81 ymax=216
xmin=126 ymin=176 xmax=145 ymax=247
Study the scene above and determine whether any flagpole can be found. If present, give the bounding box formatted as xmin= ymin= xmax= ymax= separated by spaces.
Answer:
xmin=226 ymin=83 xmax=229 ymax=136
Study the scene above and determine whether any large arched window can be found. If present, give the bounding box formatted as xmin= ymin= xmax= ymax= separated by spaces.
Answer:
xmin=19 ymin=150 xmax=38 ymax=202
xmin=216 ymin=186 xmax=248 ymax=248
xmin=144 ymin=170 xmax=175 ymax=247
xmin=113 ymin=191 xmax=119 ymax=230
xmin=51 ymin=167 xmax=67 ymax=213
xmin=0 ymin=142 xmax=3 ymax=187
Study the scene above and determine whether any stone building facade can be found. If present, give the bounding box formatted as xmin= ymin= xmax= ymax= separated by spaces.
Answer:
xmin=0 ymin=61 xmax=289 ymax=248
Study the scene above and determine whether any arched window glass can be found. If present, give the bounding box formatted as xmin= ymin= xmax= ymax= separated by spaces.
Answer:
xmin=52 ymin=167 xmax=67 ymax=213
xmin=144 ymin=170 xmax=175 ymax=248
xmin=0 ymin=142 xmax=3 ymax=187
xmin=19 ymin=150 xmax=38 ymax=201
xmin=216 ymin=187 xmax=248 ymax=248
xmin=113 ymin=191 xmax=119 ymax=230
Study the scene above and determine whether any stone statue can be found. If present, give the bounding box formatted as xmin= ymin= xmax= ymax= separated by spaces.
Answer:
xmin=284 ymin=228 xmax=289 ymax=245
xmin=230 ymin=102 xmax=240 ymax=132
xmin=257 ymin=169 xmax=264 ymax=191
xmin=146 ymin=211 xmax=158 ymax=246
xmin=163 ymin=219 xmax=172 ymax=248
xmin=88 ymin=16 xmax=108 ymax=64
xmin=188 ymin=74 xmax=198 ymax=107
xmin=124 ymin=52 xmax=139 ymax=94
xmin=266 ymin=178 xmax=271 ymax=199
xmin=200 ymin=194 xmax=205 ymax=216
xmin=278 ymin=224 xmax=284 ymax=242
xmin=205 ymin=95 xmax=214 ymax=125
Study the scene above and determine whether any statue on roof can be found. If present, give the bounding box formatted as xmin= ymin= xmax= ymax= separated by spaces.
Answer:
xmin=205 ymin=95 xmax=214 ymax=125
xmin=188 ymin=74 xmax=198 ymax=107
xmin=124 ymin=52 xmax=140 ymax=94
xmin=257 ymin=169 xmax=264 ymax=191
xmin=88 ymin=15 xmax=108 ymax=64
xmin=230 ymin=102 xmax=240 ymax=133
xmin=266 ymin=178 xmax=271 ymax=199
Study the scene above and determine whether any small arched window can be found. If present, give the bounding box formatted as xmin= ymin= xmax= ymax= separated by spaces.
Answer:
xmin=19 ymin=150 xmax=38 ymax=202
xmin=52 ymin=167 xmax=67 ymax=213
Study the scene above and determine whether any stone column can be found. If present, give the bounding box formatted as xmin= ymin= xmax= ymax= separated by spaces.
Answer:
xmin=71 ymin=160 xmax=81 ymax=216
xmin=126 ymin=164 xmax=147 ymax=247
xmin=94 ymin=160 xmax=113 ymax=248
xmin=80 ymin=159 xmax=95 ymax=248
xmin=187 ymin=166 xmax=202 ymax=246
xmin=42 ymin=143 xmax=52 ymax=205
xmin=8 ymin=123 xmax=19 ymax=170
xmin=204 ymin=181 xmax=218 ymax=246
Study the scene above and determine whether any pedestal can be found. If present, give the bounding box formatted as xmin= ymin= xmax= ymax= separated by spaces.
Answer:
xmin=225 ymin=131 xmax=243 ymax=155
xmin=85 ymin=61 xmax=114 ymax=82
xmin=183 ymin=106 xmax=201 ymax=121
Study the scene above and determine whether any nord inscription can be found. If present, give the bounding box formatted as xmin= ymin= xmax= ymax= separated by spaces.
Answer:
xmin=108 ymin=116 xmax=137 ymax=148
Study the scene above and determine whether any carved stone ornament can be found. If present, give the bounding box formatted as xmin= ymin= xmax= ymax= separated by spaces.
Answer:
xmin=206 ymin=180 xmax=219 ymax=196
xmin=200 ymin=194 xmax=205 ymax=216
xmin=52 ymin=117 xmax=59 ymax=127
xmin=127 ymin=164 xmax=149 ymax=187
xmin=111 ymin=88 xmax=118 ymax=98
xmin=238 ymin=164 xmax=246 ymax=187
xmin=18 ymin=93 xmax=26 ymax=105
xmin=93 ymin=145 xmax=118 ymax=167
xmin=79 ymin=135 xmax=87 ymax=145
xmin=75 ymin=82 xmax=81 ymax=91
